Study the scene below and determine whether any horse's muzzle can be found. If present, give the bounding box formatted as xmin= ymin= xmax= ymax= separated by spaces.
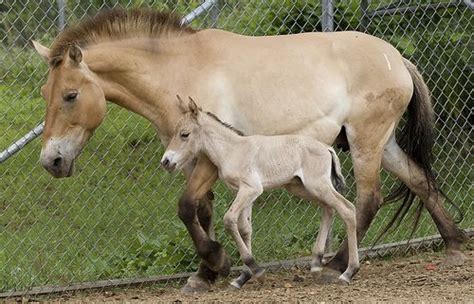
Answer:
xmin=41 ymin=154 xmax=74 ymax=178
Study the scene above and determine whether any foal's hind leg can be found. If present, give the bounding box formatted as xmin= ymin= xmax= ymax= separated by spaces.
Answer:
xmin=311 ymin=205 xmax=334 ymax=272
xmin=309 ymin=184 xmax=359 ymax=283
xmin=382 ymin=136 xmax=466 ymax=265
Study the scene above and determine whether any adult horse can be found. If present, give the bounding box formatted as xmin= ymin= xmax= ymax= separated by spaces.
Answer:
xmin=32 ymin=9 xmax=465 ymax=293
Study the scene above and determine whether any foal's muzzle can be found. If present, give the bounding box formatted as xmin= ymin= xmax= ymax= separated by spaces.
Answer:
xmin=160 ymin=152 xmax=177 ymax=172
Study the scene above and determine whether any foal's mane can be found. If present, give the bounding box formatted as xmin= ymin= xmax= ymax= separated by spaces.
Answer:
xmin=49 ymin=8 xmax=196 ymax=66
xmin=205 ymin=112 xmax=245 ymax=136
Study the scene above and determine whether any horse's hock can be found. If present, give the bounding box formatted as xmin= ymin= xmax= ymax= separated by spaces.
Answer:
xmin=0 ymin=0 xmax=472 ymax=298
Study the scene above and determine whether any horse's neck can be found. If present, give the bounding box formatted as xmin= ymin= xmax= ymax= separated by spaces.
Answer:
xmin=84 ymin=42 xmax=185 ymax=140
xmin=199 ymin=119 xmax=242 ymax=167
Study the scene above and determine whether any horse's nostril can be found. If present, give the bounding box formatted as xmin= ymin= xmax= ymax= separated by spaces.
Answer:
xmin=162 ymin=158 xmax=170 ymax=167
xmin=53 ymin=157 xmax=62 ymax=168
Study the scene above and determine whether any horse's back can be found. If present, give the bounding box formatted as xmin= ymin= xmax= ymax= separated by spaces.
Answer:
xmin=193 ymin=29 xmax=414 ymax=145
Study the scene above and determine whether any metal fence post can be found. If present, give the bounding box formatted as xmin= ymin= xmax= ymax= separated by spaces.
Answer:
xmin=210 ymin=0 xmax=220 ymax=28
xmin=360 ymin=0 xmax=370 ymax=32
xmin=321 ymin=0 xmax=334 ymax=32
xmin=57 ymin=0 xmax=66 ymax=31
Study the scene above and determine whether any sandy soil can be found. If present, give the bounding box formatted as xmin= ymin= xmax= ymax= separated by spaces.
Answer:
xmin=9 ymin=245 xmax=474 ymax=303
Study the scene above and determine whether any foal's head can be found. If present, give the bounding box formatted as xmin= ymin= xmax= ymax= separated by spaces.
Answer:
xmin=161 ymin=96 xmax=202 ymax=172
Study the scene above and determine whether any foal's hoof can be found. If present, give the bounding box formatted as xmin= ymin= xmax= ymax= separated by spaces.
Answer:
xmin=442 ymin=250 xmax=466 ymax=267
xmin=181 ymin=275 xmax=211 ymax=295
xmin=313 ymin=268 xmax=342 ymax=285
xmin=253 ymin=268 xmax=266 ymax=283
xmin=337 ymin=274 xmax=351 ymax=285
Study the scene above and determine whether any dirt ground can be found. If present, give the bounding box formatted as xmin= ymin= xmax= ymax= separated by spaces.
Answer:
xmin=9 ymin=245 xmax=474 ymax=303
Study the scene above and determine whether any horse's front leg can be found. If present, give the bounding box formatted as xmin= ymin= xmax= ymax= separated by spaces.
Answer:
xmin=179 ymin=157 xmax=232 ymax=294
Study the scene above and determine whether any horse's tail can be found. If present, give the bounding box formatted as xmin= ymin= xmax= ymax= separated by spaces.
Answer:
xmin=328 ymin=147 xmax=345 ymax=194
xmin=376 ymin=58 xmax=463 ymax=242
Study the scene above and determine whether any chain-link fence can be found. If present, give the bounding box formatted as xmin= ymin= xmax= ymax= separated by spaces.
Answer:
xmin=0 ymin=0 xmax=472 ymax=296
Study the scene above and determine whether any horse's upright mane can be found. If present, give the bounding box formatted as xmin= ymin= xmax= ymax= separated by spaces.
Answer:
xmin=49 ymin=8 xmax=196 ymax=66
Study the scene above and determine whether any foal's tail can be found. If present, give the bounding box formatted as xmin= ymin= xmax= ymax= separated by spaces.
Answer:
xmin=379 ymin=58 xmax=463 ymax=241
xmin=328 ymin=148 xmax=345 ymax=194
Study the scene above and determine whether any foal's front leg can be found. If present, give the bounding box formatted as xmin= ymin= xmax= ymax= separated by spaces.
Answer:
xmin=232 ymin=206 xmax=254 ymax=288
xmin=223 ymin=184 xmax=263 ymax=289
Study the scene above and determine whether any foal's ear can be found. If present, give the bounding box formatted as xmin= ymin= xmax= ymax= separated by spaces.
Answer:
xmin=176 ymin=95 xmax=187 ymax=113
xmin=67 ymin=43 xmax=83 ymax=66
xmin=188 ymin=97 xmax=200 ymax=118
xmin=32 ymin=40 xmax=51 ymax=62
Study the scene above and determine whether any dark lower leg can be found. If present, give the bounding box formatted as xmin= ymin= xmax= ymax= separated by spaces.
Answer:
xmin=422 ymin=195 xmax=466 ymax=251
xmin=179 ymin=192 xmax=230 ymax=276
xmin=194 ymin=191 xmax=221 ymax=282
xmin=382 ymin=141 xmax=466 ymax=252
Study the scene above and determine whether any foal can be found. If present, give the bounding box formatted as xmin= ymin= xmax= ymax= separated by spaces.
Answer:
xmin=161 ymin=96 xmax=359 ymax=287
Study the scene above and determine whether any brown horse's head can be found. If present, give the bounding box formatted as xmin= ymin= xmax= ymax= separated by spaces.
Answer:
xmin=33 ymin=41 xmax=106 ymax=178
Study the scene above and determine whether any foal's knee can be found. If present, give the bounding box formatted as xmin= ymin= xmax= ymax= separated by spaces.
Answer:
xmin=223 ymin=213 xmax=238 ymax=232
xmin=239 ymin=225 xmax=252 ymax=240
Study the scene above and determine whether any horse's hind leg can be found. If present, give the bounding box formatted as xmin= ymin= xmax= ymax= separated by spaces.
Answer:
xmin=382 ymin=136 xmax=466 ymax=265
xmin=311 ymin=205 xmax=334 ymax=272
xmin=324 ymin=122 xmax=394 ymax=279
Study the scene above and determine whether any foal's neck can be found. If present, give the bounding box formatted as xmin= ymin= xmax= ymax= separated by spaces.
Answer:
xmin=199 ymin=118 xmax=243 ymax=167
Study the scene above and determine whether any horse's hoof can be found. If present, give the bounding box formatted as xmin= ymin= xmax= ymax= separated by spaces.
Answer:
xmin=313 ymin=268 xmax=342 ymax=285
xmin=442 ymin=250 xmax=466 ymax=267
xmin=180 ymin=275 xmax=211 ymax=295
xmin=218 ymin=250 xmax=233 ymax=277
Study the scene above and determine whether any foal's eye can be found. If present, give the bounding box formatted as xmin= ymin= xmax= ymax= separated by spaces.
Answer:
xmin=180 ymin=132 xmax=190 ymax=139
xmin=64 ymin=92 xmax=78 ymax=102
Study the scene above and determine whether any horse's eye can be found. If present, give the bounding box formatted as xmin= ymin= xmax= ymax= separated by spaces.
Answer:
xmin=180 ymin=132 xmax=190 ymax=139
xmin=64 ymin=92 xmax=78 ymax=102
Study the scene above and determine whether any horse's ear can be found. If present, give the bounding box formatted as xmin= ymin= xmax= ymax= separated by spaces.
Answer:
xmin=32 ymin=40 xmax=51 ymax=62
xmin=188 ymin=97 xmax=199 ymax=118
xmin=176 ymin=95 xmax=187 ymax=113
xmin=67 ymin=43 xmax=83 ymax=65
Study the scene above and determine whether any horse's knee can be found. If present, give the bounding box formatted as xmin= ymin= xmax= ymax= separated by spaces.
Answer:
xmin=199 ymin=239 xmax=222 ymax=260
xmin=178 ymin=193 xmax=196 ymax=224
